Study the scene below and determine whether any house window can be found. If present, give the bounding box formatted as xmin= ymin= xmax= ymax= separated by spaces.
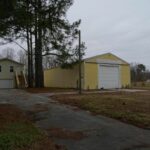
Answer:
xmin=10 ymin=66 xmax=14 ymax=72
xmin=0 ymin=66 xmax=1 ymax=72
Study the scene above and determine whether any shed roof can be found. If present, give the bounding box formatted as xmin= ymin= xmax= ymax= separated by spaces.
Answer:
xmin=0 ymin=58 xmax=24 ymax=65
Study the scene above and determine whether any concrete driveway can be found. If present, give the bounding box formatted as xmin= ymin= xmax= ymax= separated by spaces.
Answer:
xmin=0 ymin=89 xmax=150 ymax=150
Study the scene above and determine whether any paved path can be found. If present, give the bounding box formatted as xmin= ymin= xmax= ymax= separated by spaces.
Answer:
xmin=0 ymin=89 xmax=150 ymax=150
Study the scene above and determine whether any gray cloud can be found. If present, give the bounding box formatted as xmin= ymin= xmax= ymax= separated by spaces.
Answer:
xmin=0 ymin=0 xmax=150 ymax=68
xmin=68 ymin=0 xmax=150 ymax=67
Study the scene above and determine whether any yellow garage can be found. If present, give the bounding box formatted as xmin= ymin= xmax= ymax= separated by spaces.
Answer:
xmin=44 ymin=53 xmax=131 ymax=90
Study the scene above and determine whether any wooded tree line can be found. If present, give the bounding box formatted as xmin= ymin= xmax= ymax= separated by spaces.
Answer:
xmin=0 ymin=0 xmax=85 ymax=88
xmin=0 ymin=47 xmax=57 ymax=70
xmin=131 ymin=63 xmax=150 ymax=82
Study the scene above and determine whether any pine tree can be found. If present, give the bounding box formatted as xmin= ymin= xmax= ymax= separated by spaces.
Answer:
xmin=0 ymin=0 xmax=85 ymax=88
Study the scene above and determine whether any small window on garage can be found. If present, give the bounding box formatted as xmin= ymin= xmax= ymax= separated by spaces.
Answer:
xmin=10 ymin=66 xmax=14 ymax=72
xmin=0 ymin=66 xmax=1 ymax=72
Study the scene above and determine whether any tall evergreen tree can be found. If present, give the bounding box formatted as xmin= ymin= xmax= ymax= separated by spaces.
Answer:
xmin=0 ymin=0 xmax=85 ymax=88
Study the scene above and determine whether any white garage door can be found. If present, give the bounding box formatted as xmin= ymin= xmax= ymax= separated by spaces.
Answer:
xmin=0 ymin=80 xmax=14 ymax=89
xmin=99 ymin=65 xmax=121 ymax=89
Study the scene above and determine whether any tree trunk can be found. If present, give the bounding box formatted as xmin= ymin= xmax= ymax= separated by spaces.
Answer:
xmin=26 ymin=0 xmax=32 ymax=87
xmin=27 ymin=27 xmax=32 ymax=87
xmin=34 ymin=0 xmax=44 ymax=88
xmin=29 ymin=30 xmax=34 ymax=87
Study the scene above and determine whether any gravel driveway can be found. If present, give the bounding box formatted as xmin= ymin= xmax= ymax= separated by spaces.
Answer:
xmin=0 ymin=89 xmax=150 ymax=150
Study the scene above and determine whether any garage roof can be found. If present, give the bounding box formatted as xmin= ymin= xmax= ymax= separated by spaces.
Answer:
xmin=84 ymin=53 xmax=129 ymax=65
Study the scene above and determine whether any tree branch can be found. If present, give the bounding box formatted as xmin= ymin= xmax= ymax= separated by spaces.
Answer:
xmin=42 ymin=52 xmax=60 ymax=57
xmin=13 ymin=41 xmax=27 ymax=53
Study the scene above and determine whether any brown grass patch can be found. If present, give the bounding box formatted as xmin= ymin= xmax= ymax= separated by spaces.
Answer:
xmin=0 ymin=104 xmax=65 ymax=150
xmin=0 ymin=104 xmax=28 ymax=129
xmin=51 ymin=92 xmax=150 ymax=128
xmin=21 ymin=137 xmax=65 ymax=150
xmin=26 ymin=88 xmax=76 ymax=93
xmin=48 ymin=128 xmax=86 ymax=140
xmin=131 ymin=82 xmax=150 ymax=90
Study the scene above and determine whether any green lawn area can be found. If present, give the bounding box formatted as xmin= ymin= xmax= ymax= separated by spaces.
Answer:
xmin=0 ymin=104 xmax=57 ymax=150
xmin=51 ymin=92 xmax=150 ymax=129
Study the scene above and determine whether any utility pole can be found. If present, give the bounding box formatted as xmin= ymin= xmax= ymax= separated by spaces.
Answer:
xmin=78 ymin=30 xmax=82 ymax=94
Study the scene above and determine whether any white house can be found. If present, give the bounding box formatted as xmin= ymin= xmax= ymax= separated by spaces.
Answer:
xmin=0 ymin=58 xmax=25 ymax=88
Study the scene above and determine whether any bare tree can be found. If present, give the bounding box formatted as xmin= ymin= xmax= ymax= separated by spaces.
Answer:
xmin=17 ymin=50 xmax=26 ymax=64
xmin=131 ymin=63 xmax=147 ymax=82
xmin=17 ymin=50 xmax=28 ymax=77
xmin=43 ymin=56 xmax=58 ymax=69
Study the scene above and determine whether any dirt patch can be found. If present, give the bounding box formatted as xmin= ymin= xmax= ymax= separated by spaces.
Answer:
xmin=48 ymin=128 xmax=86 ymax=140
xmin=51 ymin=92 xmax=150 ymax=129
xmin=26 ymin=104 xmax=48 ymax=122
xmin=123 ymin=144 xmax=150 ymax=150
xmin=26 ymin=104 xmax=49 ymax=122
xmin=0 ymin=104 xmax=28 ymax=129
xmin=0 ymin=104 xmax=65 ymax=150
xmin=30 ymin=103 xmax=49 ymax=113
xmin=26 ymin=88 xmax=76 ymax=93
xmin=22 ymin=137 xmax=66 ymax=150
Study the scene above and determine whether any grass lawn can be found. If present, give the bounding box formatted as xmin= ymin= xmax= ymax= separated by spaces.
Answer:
xmin=51 ymin=92 xmax=150 ymax=129
xmin=0 ymin=104 xmax=61 ymax=150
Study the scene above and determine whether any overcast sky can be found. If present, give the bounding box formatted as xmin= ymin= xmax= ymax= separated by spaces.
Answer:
xmin=0 ymin=0 xmax=150 ymax=67
xmin=67 ymin=0 xmax=150 ymax=67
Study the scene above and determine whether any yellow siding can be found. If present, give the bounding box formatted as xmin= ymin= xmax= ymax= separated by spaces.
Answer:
xmin=84 ymin=63 xmax=98 ymax=90
xmin=84 ymin=63 xmax=131 ymax=90
xmin=120 ymin=65 xmax=131 ymax=87
xmin=44 ymin=64 xmax=84 ymax=88
xmin=84 ymin=53 xmax=131 ymax=89
xmin=44 ymin=53 xmax=131 ymax=89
